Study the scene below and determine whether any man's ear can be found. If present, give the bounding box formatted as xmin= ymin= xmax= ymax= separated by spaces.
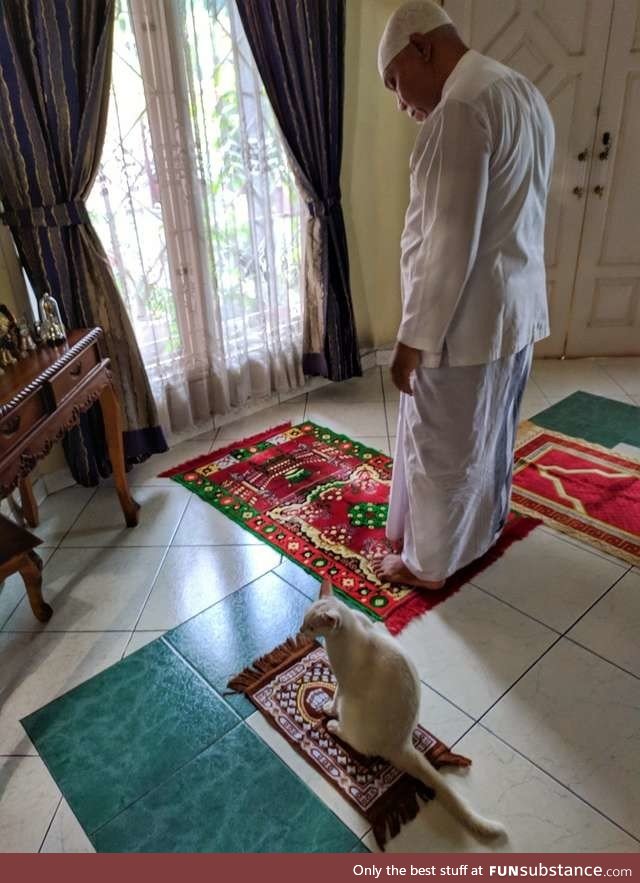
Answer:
xmin=409 ymin=32 xmax=432 ymax=62
xmin=319 ymin=578 xmax=333 ymax=599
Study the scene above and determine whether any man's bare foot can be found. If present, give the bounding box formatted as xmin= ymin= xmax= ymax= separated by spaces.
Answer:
xmin=374 ymin=554 xmax=445 ymax=591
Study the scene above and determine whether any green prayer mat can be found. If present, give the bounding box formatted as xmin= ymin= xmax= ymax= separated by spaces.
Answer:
xmin=531 ymin=391 xmax=640 ymax=449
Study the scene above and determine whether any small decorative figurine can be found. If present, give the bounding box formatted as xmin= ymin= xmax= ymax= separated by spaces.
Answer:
xmin=39 ymin=292 xmax=66 ymax=345
xmin=0 ymin=304 xmax=19 ymax=370
xmin=17 ymin=316 xmax=36 ymax=357
xmin=32 ymin=320 xmax=43 ymax=347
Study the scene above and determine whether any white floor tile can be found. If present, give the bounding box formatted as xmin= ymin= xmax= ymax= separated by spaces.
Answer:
xmin=172 ymin=494 xmax=262 ymax=546
xmin=382 ymin=370 xmax=400 ymax=402
xmin=307 ymin=368 xmax=383 ymax=404
xmin=532 ymin=360 xmax=628 ymax=401
xmin=484 ymin=638 xmax=640 ymax=839
xmin=357 ymin=437 xmax=391 ymax=456
xmin=126 ymin=441 xmax=213 ymax=486
xmin=469 ymin=529 xmax=627 ymax=632
xmin=0 ymin=548 xmax=55 ymax=630
xmin=535 ymin=526 xmax=633 ymax=568
xmin=0 ymin=631 xmax=128 ymax=754
xmin=567 ymin=570 xmax=640 ymax=677
xmin=597 ymin=358 xmax=640 ymax=397
xmin=385 ymin=401 xmax=399 ymax=434
xmin=39 ymin=797 xmax=94 ymax=853
xmin=397 ymin=586 xmax=556 ymax=718
xmin=419 ymin=682 xmax=474 ymax=747
xmin=61 ymin=486 xmax=188 ymax=548
xmin=217 ymin=403 xmax=305 ymax=439
xmin=137 ymin=545 xmax=280 ymax=630
xmin=122 ymin=632 xmax=165 ymax=659
xmin=613 ymin=443 xmax=640 ymax=459
xmin=3 ymin=547 xmax=165 ymax=632
xmin=306 ymin=402 xmax=388 ymax=437
xmin=519 ymin=388 xmax=549 ymax=421
xmin=123 ymin=631 xmax=165 ymax=658
xmin=29 ymin=487 xmax=95 ymax=546
xmin=0 ymin=757 xmax=60 ymax=853
xmin=364 ymin=726 xmax=639 ymax=853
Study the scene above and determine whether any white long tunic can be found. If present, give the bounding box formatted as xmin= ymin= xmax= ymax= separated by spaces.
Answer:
xmin=387 ymin=51 xmax=554 ymax=581
xmin=387 ymin=345 xmax=533 ymax=581
xmin=398 ymin=49 xmax=555 ymax=367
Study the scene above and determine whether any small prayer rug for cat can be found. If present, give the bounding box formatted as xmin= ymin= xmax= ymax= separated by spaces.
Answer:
xmin=228 ymin=636 xmax=471 ymax=849
xmin=512 ymin=422 xmax=640 ymax=566
xmin=161 ymin=422 xmax=539 ymax=634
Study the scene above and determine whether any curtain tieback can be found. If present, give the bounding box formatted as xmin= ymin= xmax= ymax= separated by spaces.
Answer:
xmin=307 ymin=191 xmax=341 ymax=219
xmin=0 ymin=200 xmax=89 ymax=228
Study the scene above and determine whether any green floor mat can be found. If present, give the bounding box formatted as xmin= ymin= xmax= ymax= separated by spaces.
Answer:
xmin=530 ymin=391 xmax=640 ymax=449
xmin=21 ymin=578 xmax=361 ymax=853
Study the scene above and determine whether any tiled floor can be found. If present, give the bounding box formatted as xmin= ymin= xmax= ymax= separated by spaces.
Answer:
xmin=1 ymin=358 xmax=640 ymax=853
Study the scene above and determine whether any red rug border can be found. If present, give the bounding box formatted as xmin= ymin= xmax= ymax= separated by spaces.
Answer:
xmin=385 ymin=513 xmax=541 ymax=634
xmin=158 ymin=422 xmax=293 ymax=477
xmin=512 ymin=425 xmax=640 ymax=566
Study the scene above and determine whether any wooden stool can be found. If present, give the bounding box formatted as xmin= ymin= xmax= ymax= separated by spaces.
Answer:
xmin=0 ymin=514 xmax=52 ymax=622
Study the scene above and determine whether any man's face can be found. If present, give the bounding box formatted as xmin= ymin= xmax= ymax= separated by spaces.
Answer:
xmin=383 ymin=41 xmax=440 ymax=123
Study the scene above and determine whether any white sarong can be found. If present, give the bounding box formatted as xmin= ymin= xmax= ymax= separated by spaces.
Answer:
xmin=387 ymin=345 xmax=533 ymax=582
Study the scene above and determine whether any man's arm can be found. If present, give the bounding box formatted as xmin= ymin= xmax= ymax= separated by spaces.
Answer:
xmin=395 ymin=100 xmax=491 ymax=388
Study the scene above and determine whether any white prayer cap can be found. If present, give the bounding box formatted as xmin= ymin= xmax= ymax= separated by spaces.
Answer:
xmin=378 ymin=1 xmax=452 ymax=78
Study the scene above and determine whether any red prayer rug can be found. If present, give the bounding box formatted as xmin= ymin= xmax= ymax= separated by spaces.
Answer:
xmin=161 ymin=422 xmax=539 ymax=634
xmin=228 ymin=636 xmax=471 ymax=849
xmin=512 ymin=423 xmax=640 ymax=566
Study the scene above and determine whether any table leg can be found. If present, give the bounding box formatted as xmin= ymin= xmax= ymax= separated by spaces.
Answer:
xmin=99 ymin=381 xmax=140 ymax=528
xmin=20 ymin=551 xmax=52 ymax=623
xmin=19 ymin=476 xmax=39 ymax=528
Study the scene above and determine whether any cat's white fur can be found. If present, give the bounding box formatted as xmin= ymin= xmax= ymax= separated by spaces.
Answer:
xmin=300 ymin=580 xmax=505 ymax=840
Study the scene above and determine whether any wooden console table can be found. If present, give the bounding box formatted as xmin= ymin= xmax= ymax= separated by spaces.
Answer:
xmin=0 ymin=328 xmax=139 ymax=619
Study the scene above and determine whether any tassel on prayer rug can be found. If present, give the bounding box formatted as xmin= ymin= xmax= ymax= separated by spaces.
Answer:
xmin=161 ymin=422 xmax=539 ymax=634
xmin=513 ymin=422 xmax=640 ymax=567
xmin=227 ymin=636 xmax=472 ymax=850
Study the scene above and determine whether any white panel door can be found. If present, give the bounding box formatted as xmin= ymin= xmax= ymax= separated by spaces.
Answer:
xmin=443 ymin=0 xmax=613 ymax=355
xmin=566 ymin=0 xmax=640 ymax=356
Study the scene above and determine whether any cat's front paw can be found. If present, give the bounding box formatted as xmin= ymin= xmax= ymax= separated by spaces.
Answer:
xmin=326 ymin=719 xmax=341 ymax=736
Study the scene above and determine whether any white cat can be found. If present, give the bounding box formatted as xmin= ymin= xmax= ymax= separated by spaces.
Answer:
xmin=301 ymin=580 xmax=505 ymax=840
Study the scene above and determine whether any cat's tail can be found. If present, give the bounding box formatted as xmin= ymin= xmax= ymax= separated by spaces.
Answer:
xmin=391 ymin=747 xmax=505 ymax=840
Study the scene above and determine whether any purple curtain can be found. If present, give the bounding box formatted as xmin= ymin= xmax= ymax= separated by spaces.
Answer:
xmin=236 ymin=0 xmax=361 ymax=382
xmin=0 ymin=0 xmax=167 ymax=485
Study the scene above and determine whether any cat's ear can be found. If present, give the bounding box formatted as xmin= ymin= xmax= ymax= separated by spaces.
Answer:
xmin=319 ymin=578 xmax=333 ymax=599
xmin=319 ymin=610 xmax=340 ymax=631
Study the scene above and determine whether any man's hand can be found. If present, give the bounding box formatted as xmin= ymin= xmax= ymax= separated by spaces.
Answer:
xmin=390 ymin=341 xmax=421 ymax=395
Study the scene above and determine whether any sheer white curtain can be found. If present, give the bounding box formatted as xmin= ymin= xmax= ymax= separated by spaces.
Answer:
xmin=88 ymin=0 xmax=304 ymax=439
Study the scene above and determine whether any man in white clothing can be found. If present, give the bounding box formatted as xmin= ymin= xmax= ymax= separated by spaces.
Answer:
xmin=375 ymin=1 xmax=554 ymax=589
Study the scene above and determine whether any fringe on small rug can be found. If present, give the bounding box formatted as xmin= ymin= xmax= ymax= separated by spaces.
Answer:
xmin=227 ymin=634 xmax=316 ymax=696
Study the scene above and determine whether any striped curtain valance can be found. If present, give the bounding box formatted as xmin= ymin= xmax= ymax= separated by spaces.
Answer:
xmin=0 ymin=200 xmax=90 ymax=228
